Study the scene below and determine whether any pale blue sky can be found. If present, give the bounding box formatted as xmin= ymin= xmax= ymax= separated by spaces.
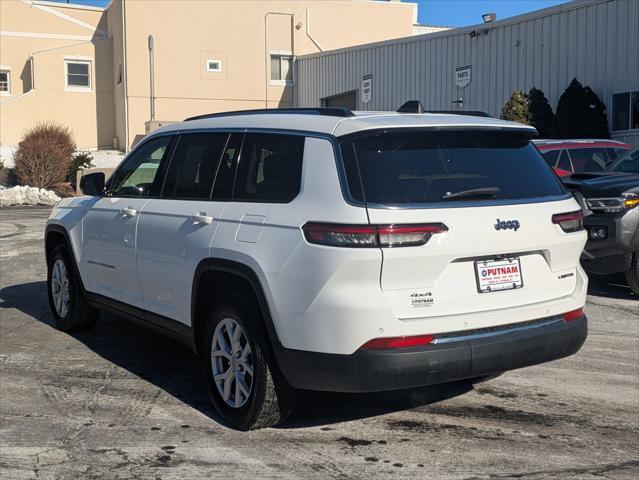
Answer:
xmin=49 ymin=0 xmax=572 ymax=28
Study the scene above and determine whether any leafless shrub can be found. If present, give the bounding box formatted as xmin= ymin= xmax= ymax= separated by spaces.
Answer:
xmin=14 ymin=122 xmax=76 ymax=189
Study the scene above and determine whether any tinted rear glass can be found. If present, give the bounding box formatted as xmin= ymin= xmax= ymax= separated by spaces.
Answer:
xmin=340 ymin=130 xmax=565 ymax=205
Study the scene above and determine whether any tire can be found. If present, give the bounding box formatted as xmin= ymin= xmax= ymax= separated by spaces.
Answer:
xmin=625 ymin=251 xmax=639 ymax=296
xmin=47 ymin=244 xmax=99 ymax=332
xmin=201 ymin=299 xmax=296 ymax=430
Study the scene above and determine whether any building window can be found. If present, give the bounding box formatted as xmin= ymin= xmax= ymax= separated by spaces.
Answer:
xmin=65 ymin=60 xmax=91 ymax=91
xmin=270 ymin=54 xmax=292 ymax=84
xmin=612 ymin=90 xmax=639 ymax=131
xmin=206 ymin=59 xmax=222 ymax=72
xmin=0 ymin=68 xmax=10 ymax=95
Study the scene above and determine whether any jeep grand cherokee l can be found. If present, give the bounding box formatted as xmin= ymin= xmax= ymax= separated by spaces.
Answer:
xmin=45 ymin=107 xmax=588 ymax=430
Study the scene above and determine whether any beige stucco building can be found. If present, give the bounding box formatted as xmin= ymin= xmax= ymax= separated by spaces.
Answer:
xmin=1 ymin=0 xmax=418 ymax=151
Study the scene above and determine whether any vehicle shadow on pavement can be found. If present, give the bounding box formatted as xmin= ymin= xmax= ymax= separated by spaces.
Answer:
xmin=1 ymin=281 xmax=474 ymax=429
xmin=587 ymin=273 xmax=636 ymax=300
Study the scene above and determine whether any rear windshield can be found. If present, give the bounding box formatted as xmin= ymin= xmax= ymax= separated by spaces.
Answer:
xmin=340 ymin=130 xmax=566 ymax=205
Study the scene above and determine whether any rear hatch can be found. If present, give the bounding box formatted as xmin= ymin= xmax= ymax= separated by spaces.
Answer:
xmin=339 ymin=128 xmax=586 ymax=320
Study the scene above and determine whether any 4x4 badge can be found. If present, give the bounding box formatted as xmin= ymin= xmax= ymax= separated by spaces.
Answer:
xmin=494 ymin=219 xmax=521 ymax=231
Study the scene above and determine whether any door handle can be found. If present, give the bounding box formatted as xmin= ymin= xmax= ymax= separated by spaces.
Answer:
xmin=191 ymin=212 xmax=213 ymax=225
xmin=120 ymin=206 xmax=137 ymax=217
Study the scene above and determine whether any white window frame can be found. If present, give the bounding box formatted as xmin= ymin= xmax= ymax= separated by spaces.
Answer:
xmin=269 ymin=50 xmax=293 ymax=86
xmin=64 ymin=57 xmax=92 ymax=92
xmin=206 ymin=59 xmax=223 ymax=72
xmin=611 ymin=89 xmax=639 ymax=132
xmin=0 ymin=66 xmax=11 ymax=96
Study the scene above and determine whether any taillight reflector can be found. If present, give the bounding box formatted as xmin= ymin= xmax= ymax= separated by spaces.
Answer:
xmin=361 ymin=334 xmax=434 ymax=350
xmin=302 ymin=222 xmax=448 ymax=248
xmin=552 ymin=210 xmax=584 ymax=233
xmin=562 ymin=308 xmax=584 ymax=322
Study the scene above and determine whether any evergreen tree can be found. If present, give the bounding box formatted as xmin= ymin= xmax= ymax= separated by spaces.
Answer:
xmin=528 ymin=87 xmax=555 ymax=138
xmin=500 ymin=90 xmax=531 ymax=125
xmin=554 ymin=78 xmax=610 ymax=138
xmin=583 ymin=86 xmax=610 ymax=138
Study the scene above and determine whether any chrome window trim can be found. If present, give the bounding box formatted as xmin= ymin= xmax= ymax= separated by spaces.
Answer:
xmin=431 ymin=317 xmax=564 ymax=344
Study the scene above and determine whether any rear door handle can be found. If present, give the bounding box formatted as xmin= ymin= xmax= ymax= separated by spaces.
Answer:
xmin=120 ymin=206 xmax=137 ymax=217
xmin=191 ymin=212 xmax=213 ymax=225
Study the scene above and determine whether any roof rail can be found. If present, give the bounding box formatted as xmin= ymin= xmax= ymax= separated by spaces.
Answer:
xmin=184 ymin=107 xmax=354 ymax=122
xmin=425 ymin=110 xmax=493 ymax=118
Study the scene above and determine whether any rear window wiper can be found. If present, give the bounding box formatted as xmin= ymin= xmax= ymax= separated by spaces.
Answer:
xmin=441 ymin=187 xmax=501 ymax=200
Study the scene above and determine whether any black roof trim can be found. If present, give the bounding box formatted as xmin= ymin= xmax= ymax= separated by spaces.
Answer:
xmin=184 ymin=108 xmax=354 ymax=121
xmin=425 ymin=110 xmax=493 ymax=118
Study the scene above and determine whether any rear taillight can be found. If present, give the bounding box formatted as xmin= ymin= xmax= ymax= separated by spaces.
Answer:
xmin=361 ymin=334 xmax=434 ymax=350
xmin=552 ymin=210 xmax=584 ymax=233
xmin=302 ymin=222 xmax=448 ymax=248
xmin=562 ymin=308 xmax=584 ymax=322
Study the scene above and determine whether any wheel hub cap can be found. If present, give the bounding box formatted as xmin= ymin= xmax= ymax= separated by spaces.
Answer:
xmin=210 ymin=318 xmax=254 ymax=408
xmin=51 ymin=258 xmax=70 ymax=319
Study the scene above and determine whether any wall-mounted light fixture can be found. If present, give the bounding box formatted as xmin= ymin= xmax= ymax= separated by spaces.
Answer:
xmin=482 ymin=12 xmax=496 ymax=23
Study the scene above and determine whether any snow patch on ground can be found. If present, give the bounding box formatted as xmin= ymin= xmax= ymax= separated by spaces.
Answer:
xmin=0 ymin=145 xmax=124 ymax=169
xmin=88 ymin=149 xmax=124 ymax=168
xmin=0 ymin=186 xmax=61 ymax=207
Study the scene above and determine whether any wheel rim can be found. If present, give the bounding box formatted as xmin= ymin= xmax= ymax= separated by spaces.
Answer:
xmin=51 ymin=258 xmax=70 ymax=319
xmin=210 ymin=318 xmax=254 ymax=408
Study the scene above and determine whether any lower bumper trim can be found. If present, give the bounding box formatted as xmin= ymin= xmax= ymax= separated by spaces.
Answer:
xmin=274 ymin=314 xmax=587 ymax=393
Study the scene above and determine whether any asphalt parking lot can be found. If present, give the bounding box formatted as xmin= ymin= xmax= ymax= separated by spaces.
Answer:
xmin=1 ymin=206 xmax=638 ymax=480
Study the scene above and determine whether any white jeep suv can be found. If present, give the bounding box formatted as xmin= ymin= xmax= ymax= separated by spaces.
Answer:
xmin=45 ymin=107 xmax=588 ymax=430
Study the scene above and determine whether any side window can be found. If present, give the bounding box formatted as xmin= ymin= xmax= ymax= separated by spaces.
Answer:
xmin=109 ymin=136 xmax=172 ymax=197
xmin=233 ymin=133 xmax=305 ymax=203
xmin=163 ymin=132 xmax=228 ymax=199
xmin=211 ymin=133 xmax=243 ymax=200
xmin=568 ymin=148 xmax=607 ymax=173
xmin=541 ymin=150 xmax=560 ymax=167
xmin=557 ymin=150 xmax=572 ymax=172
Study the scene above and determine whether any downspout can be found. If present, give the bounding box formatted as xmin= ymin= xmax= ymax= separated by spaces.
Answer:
xmin=264 ymin=12 xmax=294 ymax=109
xmin=121 ymin=0 xmax=130 ymax=152
xmin=305 ymin=9 xmax=323 ymax=52
xmin=148 ymin=34 xmax=155 ymax=121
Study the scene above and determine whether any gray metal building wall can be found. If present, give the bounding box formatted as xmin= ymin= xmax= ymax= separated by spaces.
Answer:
xmin=296 ymin=0 xmax=639 ymax=144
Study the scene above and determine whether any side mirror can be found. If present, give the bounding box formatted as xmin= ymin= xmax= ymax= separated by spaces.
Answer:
xmin=80 ymin=172 xmax=105 ymax=196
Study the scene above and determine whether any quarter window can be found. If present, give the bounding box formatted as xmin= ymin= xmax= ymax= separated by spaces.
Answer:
xmin=163 ymin=133 xmax=228 ymax=199
xmin=109 ymin=136 xmax=172 ymax=197
xmin=233 ymin=133 xmax=305 ymax=203
xmin=541 ymin=150 xmax=560 ymax=167
xmin=65 ymin=60 xmax=91 ymax=90
xmin=270 ymin=55 xmax=292 ymax=83
xmin=612 ymin=91 xmax=639 ymax=131
xmin=0 ymin=69 xmax=10 ymax=95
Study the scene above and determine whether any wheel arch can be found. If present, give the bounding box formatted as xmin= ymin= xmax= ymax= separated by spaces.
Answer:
xmin=191 ymin=258 xmax=280 ymax=355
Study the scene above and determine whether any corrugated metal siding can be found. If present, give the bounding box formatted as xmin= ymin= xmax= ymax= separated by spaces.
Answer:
xmin=296 ymin=0 xmax=639 ymax=144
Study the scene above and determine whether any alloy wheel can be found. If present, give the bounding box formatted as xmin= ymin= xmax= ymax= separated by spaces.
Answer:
xmin=210 ymin=318 xmax=254 ymax=408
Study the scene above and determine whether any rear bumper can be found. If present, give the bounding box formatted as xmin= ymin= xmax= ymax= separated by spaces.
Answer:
xmin=274 ymin=314 xmax=587 ymax=393
xmin=581 ymin=209 xmax=639 ymax=275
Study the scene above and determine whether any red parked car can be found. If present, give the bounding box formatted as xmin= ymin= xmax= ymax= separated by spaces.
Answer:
xmin=532 ymin=139 xmax=632 ymax=176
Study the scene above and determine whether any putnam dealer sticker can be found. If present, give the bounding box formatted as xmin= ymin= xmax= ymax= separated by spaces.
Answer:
xmin=475 ymin=257 xmax=523 ymax=293
xmin=410 ymin=291 xmax=434 ymax=308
